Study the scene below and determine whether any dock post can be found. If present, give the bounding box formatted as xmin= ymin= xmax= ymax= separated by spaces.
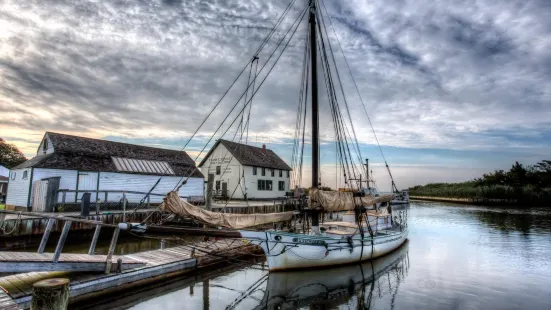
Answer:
xmin=105 ymin=227 xmax=120 ymax=274
xmin=38 ymin=219 xmax=55 ymax=254
xmin=53 ymin=221 xmax=72 ymax=263
xmin=88 ymin=225 xmax=102 ymax=255
xmin=122 ymin=192 xmax=127 ymax=222
xmin=203 ymin=279 xmax=210 ymax=310
xmin=206 ymin=174 xmax=214 ymax=210
xmin=31 ymin=278 xmax=70 ymax=310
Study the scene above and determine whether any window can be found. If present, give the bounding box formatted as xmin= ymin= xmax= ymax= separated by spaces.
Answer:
xmin=271 ymin=169 xmax=275 ymax=177
xmin=253 ymin=167 xmax=257 ymax=175
xmin=216 ymin=166 xmax=221 ymax=175
xmin=279 ymin=169 xmax=282 ymax=177
xmin=257 ymin=180 xmax=273 ymax=191
xmin=287 ymin=170 xmax=290 ymax=178
xmin=278 ymin=181 xmax=285 ymax=191
xmin=11 ymin=172 xmax=16 ymax=180
xmin=261 ymin=168 xmax=266 ymax=176
xmin=43 ymin=139 xmax=48 ymax=153
xmin=215 ymin=180 xmax=221 ymax=191
xmin=22 ymin=170 xmax=28 ymax=179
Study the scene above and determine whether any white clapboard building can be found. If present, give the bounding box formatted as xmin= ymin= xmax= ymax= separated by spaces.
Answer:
xmin=6 ymin=132 xmax=204 ymax=210
xmin=199 ymin=139 xmax=292 ymax=199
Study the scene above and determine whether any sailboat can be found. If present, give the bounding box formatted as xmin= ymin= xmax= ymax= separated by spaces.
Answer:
xmin=135 ymin=0 xmax=408 ymax=272
xmin=249 ymin=241 xmax=409 ymax=309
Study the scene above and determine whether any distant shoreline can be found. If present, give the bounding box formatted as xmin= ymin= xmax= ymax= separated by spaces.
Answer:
xmin=410 ymin=195 xmax=519 ymax=206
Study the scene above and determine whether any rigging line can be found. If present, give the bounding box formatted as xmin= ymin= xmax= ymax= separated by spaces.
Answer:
xmin=245 ymin=58 xmax=259 ymax=145
xmin=320 ymin=0 xmax=398 ymax=190
xmin=134 ymin=0 xmax=300 ymax=210
xmin=240 ymin=58 xmax=255 ymax=140
xmin=317 ymin=33 xmax=356 ymax=183
xmin=316 ymin=13 xmax=363 ymax=182
xmin=316 ymin=7 xmax=365 ymax=174
xmin=291 ymin=31 xmax=309 ymax=186
xmin=180 ymin=0 xmax=297 ymax=152
xmin=172 ymin=5 xmax=310 ymax=190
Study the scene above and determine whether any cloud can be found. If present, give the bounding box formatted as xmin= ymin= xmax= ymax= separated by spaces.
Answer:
xmin=1 ymin=0 xmax=550 ymax=186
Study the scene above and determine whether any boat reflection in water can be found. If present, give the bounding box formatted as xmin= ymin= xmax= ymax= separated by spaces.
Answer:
xmin=243 ymin=241 xmax=409 ymax=310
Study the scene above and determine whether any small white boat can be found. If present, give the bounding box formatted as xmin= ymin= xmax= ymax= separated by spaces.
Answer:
xmin=251 ymin=241 xmax=409 ymax=309
xmin=391 ymin=189 xmax=410 ymax=205
xmin=240 ymin=225 xmax=407 ymax=271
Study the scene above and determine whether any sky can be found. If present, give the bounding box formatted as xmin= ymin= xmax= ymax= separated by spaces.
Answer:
xmin=1 ymin=0 xmax=550 ymax=191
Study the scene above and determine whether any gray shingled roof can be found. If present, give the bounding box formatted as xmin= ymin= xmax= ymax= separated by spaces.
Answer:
xmin=12 ymin=132 xmax=203 ymax=178
xmin=199 ymin=139 xmax=292 ymax=171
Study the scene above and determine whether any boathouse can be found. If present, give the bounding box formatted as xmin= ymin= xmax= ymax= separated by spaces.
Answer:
xmin=0 ymin=165 xmax=8 ymax=198
xmin=5 ymin=132 xmax=204 ymax=210
xmin=198 ymin=139 xmax=291 ymax=199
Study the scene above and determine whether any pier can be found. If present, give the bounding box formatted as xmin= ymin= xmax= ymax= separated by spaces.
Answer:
xmin=0 ymin=239 xmax=260 ymax=309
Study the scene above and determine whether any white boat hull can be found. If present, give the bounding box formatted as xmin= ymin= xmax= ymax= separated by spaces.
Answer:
xmin=391 ymin=200 xmax=410 ymax=205
xmin=239 ymin=229 xmax=408 ymax=271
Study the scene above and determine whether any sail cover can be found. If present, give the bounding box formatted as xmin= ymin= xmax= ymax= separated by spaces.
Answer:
xmin=159 ymin=191 xmax=294 ymax=229
xmin=309 ymin=189 xmax=393 ymax=212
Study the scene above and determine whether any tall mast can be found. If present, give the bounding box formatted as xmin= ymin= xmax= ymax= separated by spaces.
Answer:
xmin=309 ymin=0 xmax=319 ymax=189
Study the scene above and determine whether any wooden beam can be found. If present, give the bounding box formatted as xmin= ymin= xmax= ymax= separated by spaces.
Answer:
xmin=37 ymin=219 xmax=55 ymax=254
xmin=104 ymin=227 xmax=120 ymax=274
xmin=88 ymin=225 xmax=101 ymax=255
xmin=53 ymin=221 xmax=71 ymax=263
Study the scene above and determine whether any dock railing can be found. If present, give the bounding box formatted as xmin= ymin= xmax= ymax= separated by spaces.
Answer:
xmin=54 ymin=189 xmax=204 ymax=213
xmin=0 ymin=209 xmax=121 ymax=274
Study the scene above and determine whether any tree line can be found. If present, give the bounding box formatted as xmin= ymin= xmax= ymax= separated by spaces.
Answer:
xmin=409 ymin=160 xmax=551 ymax=206
xmin=0 ymin=138 xmax=27 ymax=169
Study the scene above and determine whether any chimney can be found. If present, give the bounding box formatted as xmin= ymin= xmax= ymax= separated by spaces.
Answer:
xmin=262 ymin=144 xmax=266 ymax=153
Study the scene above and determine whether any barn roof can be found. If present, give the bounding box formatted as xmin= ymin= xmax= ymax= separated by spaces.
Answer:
xmin=12 ymin=132 xmax=203 ymax=178
xmin=198 ymin=139 xmax=292 ymax=171
xmin=0 ymin=176 xmax=8 ymax=182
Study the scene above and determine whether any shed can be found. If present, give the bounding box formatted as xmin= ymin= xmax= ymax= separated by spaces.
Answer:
xmin=6 ymin=132 xmax=204 ymax=210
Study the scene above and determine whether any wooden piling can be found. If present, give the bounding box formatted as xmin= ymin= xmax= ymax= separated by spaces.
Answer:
xmin=31 ymin=278 xmax=70 ymax=310
xmin=206 ymin=174 xmax=214 ymax=210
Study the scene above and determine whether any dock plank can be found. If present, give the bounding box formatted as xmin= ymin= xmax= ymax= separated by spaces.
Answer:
xmin=0 ymin=238 xmax=261 ymax=309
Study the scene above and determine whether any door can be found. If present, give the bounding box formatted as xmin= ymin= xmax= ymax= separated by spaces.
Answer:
xmin=222 ymin=182 xmax=228 ymax=198
xmin=77 ymin=172 xmax=98 ymax=201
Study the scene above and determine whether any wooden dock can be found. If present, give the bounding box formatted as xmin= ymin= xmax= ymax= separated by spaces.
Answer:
xmin=0 ymin=239 xmax=259 ymax=309
xmin=0 ymin=290 xmax=19 ymax=310
xmin=0 ymin=252 xmax=145 ymax=273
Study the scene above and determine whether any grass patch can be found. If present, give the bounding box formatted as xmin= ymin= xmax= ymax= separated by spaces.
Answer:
xmin=0 ymin=204 xmax=4 ymax=210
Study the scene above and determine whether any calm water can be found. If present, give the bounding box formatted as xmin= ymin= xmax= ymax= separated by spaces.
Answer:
xmin=81 ymin=201 xmax=551 ymax=310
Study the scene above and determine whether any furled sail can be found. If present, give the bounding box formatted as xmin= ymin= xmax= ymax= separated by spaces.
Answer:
xmin=159 ymin=191 xmax=294 ymax=229
xmin=309 ymin=188 xmax=393 ymax=212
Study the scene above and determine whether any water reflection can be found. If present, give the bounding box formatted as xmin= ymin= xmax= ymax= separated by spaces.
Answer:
xmin=249 ymin=242 xmax=409 ymax=310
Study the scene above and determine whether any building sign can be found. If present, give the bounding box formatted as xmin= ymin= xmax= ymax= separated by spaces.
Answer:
xmin=210 ymin=158 xmax=232 ymax=164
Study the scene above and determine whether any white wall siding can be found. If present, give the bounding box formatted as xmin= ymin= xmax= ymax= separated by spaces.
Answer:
xmin=99 ymin=172 xmax=203 ymax=203
xmin=6 ymin=168 xmax=32 ymax=207
xmin=243 ymin=166 xmax=290 ymax=199
xmin=36 ymin=134 xmax=54 ymax=155
xmin=200 ymin=143 xmax=291 ymax=199
xmin=32 ymin=169 xmax=79 ymax=203
xmin=201 ymin=144 xmax=243 ymax=199
xmin=0 ymin=165 xmax=9 ymax=177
